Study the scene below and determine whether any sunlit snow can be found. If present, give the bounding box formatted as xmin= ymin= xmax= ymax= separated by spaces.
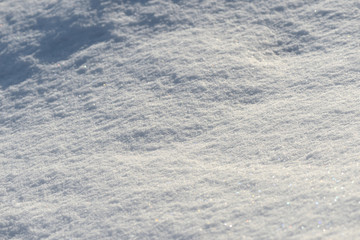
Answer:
xmin=1 ymin=0 xmax=359 ymax=239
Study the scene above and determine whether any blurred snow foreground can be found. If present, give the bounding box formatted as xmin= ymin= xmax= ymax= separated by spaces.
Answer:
xmin=0 ymin=0 xmax=359 ymax=239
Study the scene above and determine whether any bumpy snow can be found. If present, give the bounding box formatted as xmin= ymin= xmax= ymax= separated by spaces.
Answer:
xmin=1 ymin=0 xmax=359 ymax=239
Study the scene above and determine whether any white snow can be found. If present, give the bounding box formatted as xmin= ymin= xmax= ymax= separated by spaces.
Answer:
xmin=1 ymin=0 xmax=359 ymax=239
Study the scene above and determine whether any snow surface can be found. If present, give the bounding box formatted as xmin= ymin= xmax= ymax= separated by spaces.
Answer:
xmin=1 ymin=0 xmax=360 ymax=239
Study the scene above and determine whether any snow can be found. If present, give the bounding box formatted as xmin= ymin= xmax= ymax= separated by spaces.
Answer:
xmin=0 ymin=0 xmax=359 ymax=239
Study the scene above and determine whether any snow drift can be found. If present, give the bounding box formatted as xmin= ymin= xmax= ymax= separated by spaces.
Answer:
xmin=1 ymin=0 xmax=359 ymax=239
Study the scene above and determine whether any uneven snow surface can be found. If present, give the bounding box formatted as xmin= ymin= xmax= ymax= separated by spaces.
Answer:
xmin=1 ymin=0 xmax=360 ymax=239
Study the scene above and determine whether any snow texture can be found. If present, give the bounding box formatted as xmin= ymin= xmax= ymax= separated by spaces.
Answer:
xmin=0 ymin=0 xmax=360 ymax=239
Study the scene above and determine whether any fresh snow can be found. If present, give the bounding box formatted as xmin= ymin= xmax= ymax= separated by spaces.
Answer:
xmin=0 ymin=0 xmax=359 ymax=239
